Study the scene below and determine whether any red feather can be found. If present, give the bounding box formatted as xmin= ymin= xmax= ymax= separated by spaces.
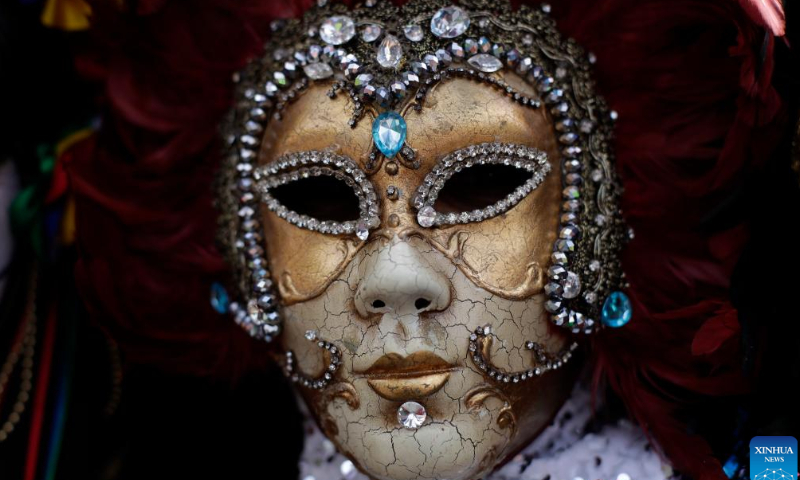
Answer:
xmin=737 ymin=0 xmax=786 ymax=36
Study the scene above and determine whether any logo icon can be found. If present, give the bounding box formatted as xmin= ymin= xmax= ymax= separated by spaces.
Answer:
xmin=750 ymin=436 xmax=797 ymax=480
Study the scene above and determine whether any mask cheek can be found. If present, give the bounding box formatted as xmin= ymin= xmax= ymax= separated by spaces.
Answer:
xmin=261 ymin=209 xmax=362 ymax=304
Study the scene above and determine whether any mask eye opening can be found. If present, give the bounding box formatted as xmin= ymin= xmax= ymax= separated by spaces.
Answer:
xmin=254 ymin=151 xmax=380 ymax=239
xmin=411 ymin=142 xmax=550 ymax=228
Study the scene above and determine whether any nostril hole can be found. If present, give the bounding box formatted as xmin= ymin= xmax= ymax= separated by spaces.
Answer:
xmin=371 ymin=299 xmax=386 ymax=309
xmin=415 ymin=298 xmax=431 ymax=310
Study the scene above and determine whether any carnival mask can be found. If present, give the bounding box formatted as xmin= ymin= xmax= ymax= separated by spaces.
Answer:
xmin=217 ymin=1 xmax=630 ymax=479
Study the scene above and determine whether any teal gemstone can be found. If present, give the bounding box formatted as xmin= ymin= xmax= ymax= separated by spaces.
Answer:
xmin=601 ymin=291 xmax=632 ymax=328
xmin=210 ymin=282 xmax=229 ymax=314
xmin=372 ymin=111 xmax=406 ymax=158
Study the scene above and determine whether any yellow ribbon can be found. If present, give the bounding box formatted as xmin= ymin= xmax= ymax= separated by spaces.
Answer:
xmin=41 ymin=0 xmax=92 ymax=31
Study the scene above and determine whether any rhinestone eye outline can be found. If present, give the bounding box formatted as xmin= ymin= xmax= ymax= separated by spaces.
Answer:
xmin=254 ymin=150 xmax=380 ymax=241
xmin=411 ymin=142 xmax=551 ymax=228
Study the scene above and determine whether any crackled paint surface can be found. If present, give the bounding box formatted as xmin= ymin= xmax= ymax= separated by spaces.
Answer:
xmin=281 ymin=236 xmax=576 ymax=480
xmin=262 ymin=76 xmax=579 ymax=480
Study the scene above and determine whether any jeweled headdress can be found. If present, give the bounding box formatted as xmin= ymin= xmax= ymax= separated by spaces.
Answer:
xmin=217 ymin=0 xmax=631 ymax=342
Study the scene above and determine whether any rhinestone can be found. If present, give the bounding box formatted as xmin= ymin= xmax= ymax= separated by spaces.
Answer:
xmin=355 ymin=73 xmax=373 ymax=88
xmin=423 ymin=54 xmax=440 ymax=72
xmin=410 ymin=61 xmax=429 ymax=77
xmin=372 ymin=111 xmax=406 ymax=158
xmin=398 ymin=401 xmax=427 ymax=429
xmin=491 ymin=43 xmax=506 ymax=57
xmin=563 ymin=186 xmax=580 ymax=200
xmin=545 ymin=298 xmax=562 ymax=313
xmin=355 ymin=220 xmax=369 ymax=241
xmin=343 ymin=62 xmax=361 ymax=78
xmin=464 ymin=38 xmax=479 ymax=55
xmin=403 ymin=24 xmax=424 ymax=42
xmin=319 ymin=16 xmax=356 ymax=45
xmin=265 ymin=81 xmax=279 ymax=96
xmin=390 ymin=79 xmax=407 ymax=99
xmin=505 ymin=48 xmax=521 ymax=66
xmin=430 ymin=6 xmax=470 ymax=38
xmin=594 ymin=214 xmax=606 ymax=226
xmin=562 ymin=271 xmax=581 ymax=299
xmin=447 ymin=42 xmax=465 ymax=58
xmin=560 ymin=132 xmax=578 ymax=144
xmin=477 ymin=37 xmax=492 ymax=53
xmin=435 ymin=49 xmax=453 ymax=66
xmin=400 ymin=71 xmax=420 ymax=88
xmin=584 ymin=292 xmax=597 ymax=304
xmin=601 ymin=291 xmax=633 ymax=328
xmin=377 ymin=34 xmax=403 ymax=69
xmin=303 ymin=62 xmax=333 ymax=80
xmin=556 ymin=239 xmax=576 ymax=252
xmin=550 ymin=264 xmax=571 ymax=281
xmin=591 ymin=169 xmax=604 ymax=182
xmin=544 ymin=282 xmax=563 ymax=296
xmin=468 ymin=54 xmax=503 ymax=73
xmin=305 ymin=330 xmax=317 ymax=341
xmin=589 ymin=259 xmax=601 ymax=272
xmin=417 ymin=206 xmax=436 ymax=228
xmin=358 ymin=23 xmax=382 ymax=42
xmin=375 ymin=86 xmax=392 ymax=107
xmin=552 ymin=252 xmax=568 ymax=264
xmin=517 ymin=57 xmax=533 ymax=73
xmin=560 ymin=224 xmax=580 ymax=239
xmin=307 ymin=45 xmax=323 ymax=61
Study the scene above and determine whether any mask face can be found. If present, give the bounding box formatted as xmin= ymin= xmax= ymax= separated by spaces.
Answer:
xmin=257 ymin=72 xmax=581 ymax=480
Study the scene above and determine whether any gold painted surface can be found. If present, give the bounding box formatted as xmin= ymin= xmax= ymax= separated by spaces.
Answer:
xmin=366 ymin=373 xmax=451 ymax=401
xmin=258 ymin=71 xmax=561 ymax=302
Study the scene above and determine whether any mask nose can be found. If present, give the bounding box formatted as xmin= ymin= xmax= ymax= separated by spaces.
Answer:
xmin=354 ymin=239 xmax=451 ymax=318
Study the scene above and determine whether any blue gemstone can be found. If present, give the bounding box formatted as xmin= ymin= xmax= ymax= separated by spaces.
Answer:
xmin=721 ymin=455 xmax=738 ymax=479
xmin=601 ymin=291 xmax=632 ymax=328
xmin=372 ymin=111 xmax=407 ymax=158
xmin=210 ymin=282 xmax=229 ymax=314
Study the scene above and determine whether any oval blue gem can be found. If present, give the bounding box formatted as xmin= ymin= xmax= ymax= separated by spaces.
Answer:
xmin=601 ymin=291 xmax=632 ymax=328
xmin=210 ymin=282 xmax=229 ymax=314
xmin=372 ymin=111 xmax=407 ymax=158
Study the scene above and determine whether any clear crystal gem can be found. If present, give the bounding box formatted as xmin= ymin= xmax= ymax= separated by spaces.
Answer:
xmin=589 ymin=259 xmax=601 ymax=272
xmin=430 ymin=6 xmax=470 ymax=38
xmin=417 ymin=206 xmax=436 ymax=228
xmin=372 ymin=111 xmax=407 ymax=158
xmin=355 ymin=220 xmax=369 ymax=241
xmin=305 ymin=330 xmax=317 ymax=341
xmin=303 ymin=62 xmax=333 ymax=80
xmin=377 ymin=34 xmax=403 ymax=68
xmin=319 ymin=16 xmax=356 ymax=45
xmin=467 ymin=54 xmax=503 ymax=72
xmin=398 ymin=401 xmax=427 ymax=429
xmin=562 ymin=271 xmax=581 ymax=299
xmin=403 ymin=24 xmax=424 ymax=42
xmin=361 ymin=24 xmax=382 ymax=42
xmin=448 ymin=41 xmax=465 ymax=58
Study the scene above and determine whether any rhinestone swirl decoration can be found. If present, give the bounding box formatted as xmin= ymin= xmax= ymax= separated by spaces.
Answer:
xmin=285 ymin=330 xmax=342 ymax=390
xmin=469 ymin=325 xmax=579 ymax=383
xmin=217 ymin=0 xmax=629 ymax=343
